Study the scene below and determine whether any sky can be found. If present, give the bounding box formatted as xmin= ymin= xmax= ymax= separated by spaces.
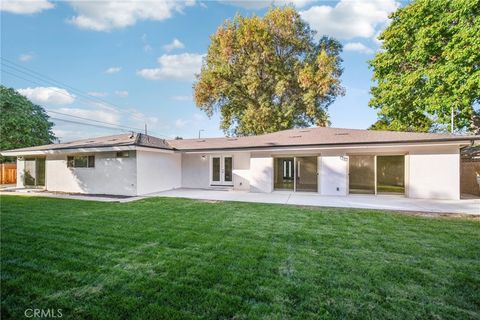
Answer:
xmin=1 ymin=0 xmax=404 ymax=141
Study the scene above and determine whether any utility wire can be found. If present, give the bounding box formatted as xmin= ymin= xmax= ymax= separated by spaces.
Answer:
xmin=49 ymin=117 xmax=133 ymax=132
xmin=1 ymin=68 xmax=170 ymax=138
xmin=1 ymin=58 xmax=171 ymax=138
xmin=47 ymin=110 xmax=146 ymax=132
xmin=1 ymin=58 xmax=132 ymax=112
xmin=1 ymin=68 xmax=150 ymax=133
xmin=0 ymin=60 xmax=149 ymax=122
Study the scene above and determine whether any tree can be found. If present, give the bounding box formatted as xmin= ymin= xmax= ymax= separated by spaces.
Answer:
xmin=194 ymin=7 xmax=344 ymax=136
xmin=369 ymin=0 xmax=480 ymax=134
xmin=0 ymin=85 xmax=56 ymax=161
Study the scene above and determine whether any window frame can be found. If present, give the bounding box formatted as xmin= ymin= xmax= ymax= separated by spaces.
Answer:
xmin=67 ymin=155 xmax=95 ymax=168
xmin=116 ymin=151 xmax=130 ymax=158
xmin=347 ymin=153 xmax=406 ymax=195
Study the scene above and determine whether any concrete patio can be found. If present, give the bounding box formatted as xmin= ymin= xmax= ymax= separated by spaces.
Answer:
xmin=1 ymin=188 xmax=478 ymax=215
xmin=146 ymin=188 xmax=480 ymax=215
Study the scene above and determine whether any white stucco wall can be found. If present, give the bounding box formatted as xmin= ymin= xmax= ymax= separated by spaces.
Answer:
xmin=16 ymin=158 xmax=25 ymax=188
xmin=181 ymin=152 xmax=251 ymax=190
xmin=408 ymin=146 xmax=460 ymax=200
xmin=12 ymin=142 xmax=462 ymax=200
xmin=233 ymin=152 xmax=250 ymax=190
xmin=181 ymin=153 xmax=210 ymax=188
xmin=320 ymin=155 xmax=348 ymax=196
xmin=45 ymin=151 xmax=137 ymax=196
xmin=136 ymin=150 xmax=181 ymax=195
xmin=260 ymin=145 xmax=460 ymax=199
xmin=249 ymin=155 xmax=273 ymax=193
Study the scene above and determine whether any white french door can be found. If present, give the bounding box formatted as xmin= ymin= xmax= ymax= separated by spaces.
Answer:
xmin=210 ymin=155 xmax=233 ymax=186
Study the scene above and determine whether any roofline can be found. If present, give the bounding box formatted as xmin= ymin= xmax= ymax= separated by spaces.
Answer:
xmin=2 ymin=135 xmax=477 ymax=156
xmin=176 ymin=137 xmax=476 ymax=152
xmin=0 ymin=145 xmax=174 ymax=156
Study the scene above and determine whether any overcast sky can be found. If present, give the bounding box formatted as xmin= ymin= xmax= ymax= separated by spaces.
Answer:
xmin=1 ymin=0 xmax=403 ymax=141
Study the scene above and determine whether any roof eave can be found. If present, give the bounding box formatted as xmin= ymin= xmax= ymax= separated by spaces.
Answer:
xmin=176 ymin=138 xmax=477 ymax=153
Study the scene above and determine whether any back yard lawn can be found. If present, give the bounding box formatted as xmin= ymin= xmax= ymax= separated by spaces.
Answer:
xmin=1 ymin=196 xmax=479 ymax=319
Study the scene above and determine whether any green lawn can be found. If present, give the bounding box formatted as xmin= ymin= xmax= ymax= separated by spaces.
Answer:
xmin=1 ymin=196 xmax=479 ymax=319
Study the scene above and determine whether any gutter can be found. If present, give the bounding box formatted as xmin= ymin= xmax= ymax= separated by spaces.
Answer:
xmin=0 ymin=145 xmax=175 ymax=157
xmin=174 ymin=137 xmax=478 ymax=153
xmin=2 ymin=136 xmax=478 ymax=156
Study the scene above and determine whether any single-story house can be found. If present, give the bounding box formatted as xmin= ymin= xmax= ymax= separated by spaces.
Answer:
xmin=1 ymin=127 xmax=479 ymax=200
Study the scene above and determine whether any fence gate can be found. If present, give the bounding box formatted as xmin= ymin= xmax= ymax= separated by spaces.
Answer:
xmin=1 ymin=163 xmax=17 ymax=184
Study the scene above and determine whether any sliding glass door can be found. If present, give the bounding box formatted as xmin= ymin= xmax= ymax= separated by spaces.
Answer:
xmin=349 ymin=155 xmax=375 ymax=194
xmin=274 ymin=158 xmax=294 ymax=190
xmin=376 ymin=156 xmax=405 ymax=194
xmin=24 ymin=158 xmax=45 ymax=187
xmin=296 ymin=157 xmax=318 ymax=192
xmin=211 ymin=156 xmax=233 ymax=186
xmin=349 ymin=155 xmax=405 ymax=195
xmin=274 ymin=156 xmax=318 ymax=192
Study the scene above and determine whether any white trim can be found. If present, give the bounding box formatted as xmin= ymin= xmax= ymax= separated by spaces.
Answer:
xmin=135 ymin=147 xmax=177 ymax=154
xmin=347 ymin=154 xmax=407 ymax=196
xmin=209 ymin=155 xmax=234 ymax=186
xmin=210 ymin=156 xmax=221 ymax=184
xmin=272 ymin=155 xmax=319 ymax=193
xmin=1 ymin=146 xmax=175 ymax=157
xmin=374 ymin=155 xmax=378 ymax=195
xmin=293 ymin=157 xmax=297 ymax=192
xmin=182 ymin=141 xmax=468 ymax=154
xmin=223 ymin=155 xmax=233 ymax=185
xmin=23 ymin=157 xmax=46 ymax=188
xmin=2 ymin=140 xmax=468 ymax=157
xmin=317 ymin=156 xmax=321 ymax=194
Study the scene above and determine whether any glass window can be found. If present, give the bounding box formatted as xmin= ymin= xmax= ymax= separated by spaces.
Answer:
xmin=349 ymin=155 xmax=375 ymax=194
xmin=212 ymin=157 xmax=220 ymax=182
xmin=74 ymin=156 xmax=88 ymax=168
xmin=67 ymin=155 xmax=95 ymax=168
xmin=224 ymin=157 xmax=232 ymax=182
xmin=274 ymin=157 xmax=294 ymax=190
xmin=24 ymin=158 xmax=45 ymax=186
xmin=36 ymin=158 xmax=46 ymax=186
xmin=116 ymin=151 xmax=129 ymax=158
xmin=377 ymin=156 xmax=405 ymax=194
xmin=296 ymin=156 xmax=317 ymax=192
xmin=67 ymin=156 xmax=74 ymax=168
xmin=88 ymin=156 xmax=95 ymax=168
xmin=24 ymin=158 xmax=36 ymax=186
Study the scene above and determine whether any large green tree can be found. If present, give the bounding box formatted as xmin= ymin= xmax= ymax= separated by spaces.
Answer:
xmin=194 ymin=7 xmax=344 ymax=136
xmin=369 ymin=0 xmax=480 ymax=134
xmin=0 ymin=85 xmax=56 ymax=161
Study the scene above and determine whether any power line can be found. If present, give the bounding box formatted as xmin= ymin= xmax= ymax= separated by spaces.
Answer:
xmin=0 ymin=68 xmax=171 ymax=138
xmin=50 ymin=117 xmax=133 ymax=132
xmin=47 ymin=110 xmax=146 ymax=132
xmin=1 ymin=57 xmax=131 ymax=111
xmin=0 ymin=61 xmax=148 ymax=122
xmin=2 ymin=68 xmax=149 ymax=132
xmin=1 ymin=58 xmax=171 ymax=138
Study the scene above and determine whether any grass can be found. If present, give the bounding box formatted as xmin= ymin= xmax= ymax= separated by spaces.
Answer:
xmin=1 ymin=196 xmax=479 ymax=319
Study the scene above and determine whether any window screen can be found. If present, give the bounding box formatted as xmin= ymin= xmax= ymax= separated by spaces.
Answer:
xmin=67 ymin=155 xmax=95 ymax=168
xmin=74 ymin=156 xmax=88 ymax=167
xmin=88 ymin=156 xmax=95 ymax=168
xmin=116 ymin=151 xmax=129 ymax=158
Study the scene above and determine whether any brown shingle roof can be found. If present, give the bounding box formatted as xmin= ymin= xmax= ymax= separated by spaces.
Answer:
xmin=2 ymin=127 xmax=478 ymax=154
xmin=167 ymin=127 xmax=478 ymax=151
xmin=1 ymin=133 xmax=173 ymax=153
